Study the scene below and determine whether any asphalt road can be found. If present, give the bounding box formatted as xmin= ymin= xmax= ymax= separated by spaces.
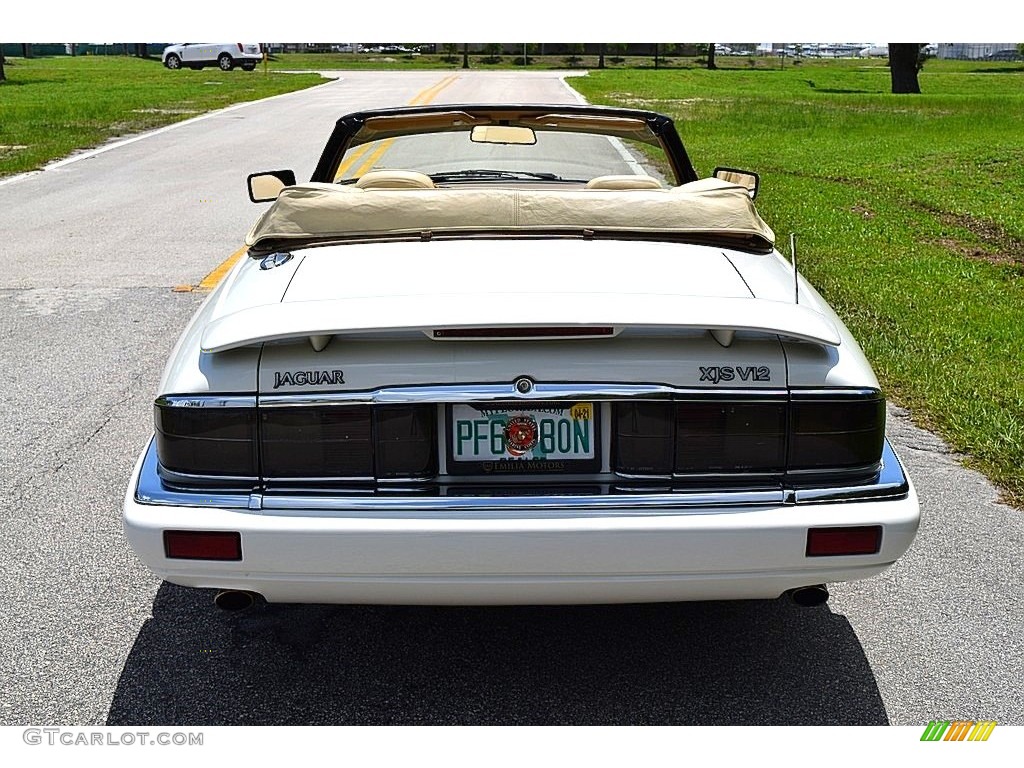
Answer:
xmin=0 ymin=70 xmax=1020 ymax=726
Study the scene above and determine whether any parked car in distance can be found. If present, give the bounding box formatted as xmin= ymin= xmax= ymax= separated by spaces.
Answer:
xmin=162 ymin=43 xmax=263 ymax=71
xmin=858 ymin=45 xmax=889 ymax=58
xmin=985 ymin=48 xmax=1023 ymax=61
xmin=362 ymin=44 xmax=416 ymax=55
xmin=123 ymin=103 xmax=920 ymax=610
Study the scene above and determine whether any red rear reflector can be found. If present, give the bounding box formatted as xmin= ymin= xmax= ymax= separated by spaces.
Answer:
xmin=164 ymin=530 xmax=242 ymax=561
xmin=433 ymin=327 xmax=613 ymax=339
xmin=806 ymin=526 xmax=881 ymax=557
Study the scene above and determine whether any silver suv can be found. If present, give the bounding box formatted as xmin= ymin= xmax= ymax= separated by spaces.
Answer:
xmin=162 ymin=43 xmax=263 ymax=72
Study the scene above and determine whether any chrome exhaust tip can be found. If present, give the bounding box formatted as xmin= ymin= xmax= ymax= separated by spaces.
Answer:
xmin=214 ymin=590 xmax=257 ymax=611
xmin=788 ymin=584 xmax=830 ymax=607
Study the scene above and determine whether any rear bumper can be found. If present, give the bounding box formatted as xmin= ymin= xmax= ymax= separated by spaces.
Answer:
xmin=123 ymin=438 xmax=920 ymax=605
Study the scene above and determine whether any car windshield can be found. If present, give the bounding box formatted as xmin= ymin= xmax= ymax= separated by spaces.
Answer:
xmin=333 ymin=129 xmax=668 ymax=184
xmin=322 ymin=108 xmax=683 ymax=186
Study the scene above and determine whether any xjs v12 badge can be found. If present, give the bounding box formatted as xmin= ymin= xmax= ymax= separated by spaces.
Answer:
xmin=273 ymin=370 xmax=345 ymax=389
xmin=699 ymin=366 xmax=771 ymax=384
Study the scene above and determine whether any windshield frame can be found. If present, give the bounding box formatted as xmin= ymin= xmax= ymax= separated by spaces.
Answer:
xmin=310 ymin=104 xmax=698 ymax=186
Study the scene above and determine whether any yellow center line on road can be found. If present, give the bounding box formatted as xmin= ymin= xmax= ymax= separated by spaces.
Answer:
xmin=187 ymin=74 xmax=460 ymax=293
xmin=193 ymin=245 xmax=248 ymax=292
xmin=413 ymin=73 xmax=460 ymax=105
xmin=335 ymin=73 xmax=460 ymax=181
xmin=332 ymin=142 xmax=374 ymax=179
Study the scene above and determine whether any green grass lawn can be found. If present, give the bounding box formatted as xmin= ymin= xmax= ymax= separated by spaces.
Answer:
xmin=0 ymin=55 xmax=325 ymax=177
xmin=572 ymin=58 xmax=1024 ymax=506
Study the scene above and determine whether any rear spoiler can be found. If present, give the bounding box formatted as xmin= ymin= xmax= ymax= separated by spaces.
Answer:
xmin=200 ymin=294 xmax=841 ymax=353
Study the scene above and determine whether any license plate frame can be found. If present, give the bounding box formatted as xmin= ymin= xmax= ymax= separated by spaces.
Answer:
xmin=446 ymin=401 xmax=601 ymax=476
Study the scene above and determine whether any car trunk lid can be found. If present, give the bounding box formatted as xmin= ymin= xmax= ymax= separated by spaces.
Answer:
xmin=201 ymin=241 xmax=838 ymax=387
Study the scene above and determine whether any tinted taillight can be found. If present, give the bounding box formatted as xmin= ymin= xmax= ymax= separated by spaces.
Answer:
xmin=614 ymin=400 xmax=786 ymax=477
xmin=261 ymin=405 xmax=373 ymax=479
xmin=260 ymin=404 xmax=436 ymax=481
xmin=374 ymin=405 xmax=437 ymax=479
xmin=675 ymin=401 xmax=786 ymax=474
xmin=789 ymin=393 xmax=885 ymax=474
xmin=613 ymin=402 xmax=673 ymax=475
xmin=614 ymin=392 xmax=880 ymax=480
xmin=154 ymin=397 xmax=257 ymax=479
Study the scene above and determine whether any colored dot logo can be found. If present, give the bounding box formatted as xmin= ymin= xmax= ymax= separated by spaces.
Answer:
xmin=920 ymin=720 xmax=996 ymax=742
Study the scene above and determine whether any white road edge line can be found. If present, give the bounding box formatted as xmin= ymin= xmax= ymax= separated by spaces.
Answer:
xmin=560 ymin=72 xmax=649 ymax=176
xmin=0 ymin=75 xmax=343 ymax=189
xmin=559 ymin=72 xmax=591 ymax=106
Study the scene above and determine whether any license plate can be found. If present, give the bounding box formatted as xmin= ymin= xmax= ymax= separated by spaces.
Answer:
xmin=448 ymin=402 xmax=600 ymax=475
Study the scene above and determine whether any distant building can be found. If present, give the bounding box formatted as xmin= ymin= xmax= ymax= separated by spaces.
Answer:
xmin=937 ymin=43 xmax=1021 ymax=60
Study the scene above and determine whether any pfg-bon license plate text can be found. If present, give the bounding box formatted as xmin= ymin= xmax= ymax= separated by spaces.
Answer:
xmin=449 ymin=403 xmax=597 ymax=473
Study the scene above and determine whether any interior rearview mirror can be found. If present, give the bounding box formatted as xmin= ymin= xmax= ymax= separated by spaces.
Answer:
xmin=247 ymin=170 xmax=297 ymax=203
xmin=713 ymin=167 xmax=760 ymax=199
xmin=470 ymin=125 xmax=537 ymax=145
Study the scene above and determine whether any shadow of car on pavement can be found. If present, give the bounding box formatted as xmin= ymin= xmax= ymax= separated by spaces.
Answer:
xmin=107 ymin=582 xmax=887 ymax=725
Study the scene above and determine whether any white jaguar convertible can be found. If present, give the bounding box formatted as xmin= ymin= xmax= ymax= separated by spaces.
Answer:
xmin=123 ymin=104 xmax=919 ymax=608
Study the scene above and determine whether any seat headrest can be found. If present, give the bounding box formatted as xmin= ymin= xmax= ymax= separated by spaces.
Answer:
xmin=354 ymin=170 xmax=436 ymax=189
xmin=585 ymin=174 xmax=664 ymax=191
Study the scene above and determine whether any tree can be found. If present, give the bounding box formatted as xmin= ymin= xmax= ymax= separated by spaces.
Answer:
xmin=565 ymin=43 xmax=584 ymax=68
xmin=462 ymin=43 xmax=469 ymax=69
xmin=598 ymin=43 xmax=606 ymax=69
xmin=889 ymin=43 xmax=926 ymax=93
xmin=706 ymin=43 xmax=717 ymax=70
xmin=482 ymin=43 xmax=502 ymax=64
xmin=0 ymin=49 xmax=5 ymax=82
xmin=514 ymin=44 xmax=537 ymax=66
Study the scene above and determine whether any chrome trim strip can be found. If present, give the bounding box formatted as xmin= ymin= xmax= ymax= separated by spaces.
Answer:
xmin=793 ymin=440 xmax=909 ymax=504
xmin=156 ymin=394 xmax=257 ymax=408
xmin=786 ymin=462 xmax=882 ymax=479
xmin=157 ymin=465 xmax=259 ymax=485
xmin=788 ymin=388 xmax=882 ymax=400
xmin=134 ymin=439 xmax=910 ymax=512
xmin=264 ymin=476 xmax=376 ymax=483
xmin=672 ymin=471 xmax=784 ymax=481
xmin=258 ymin=490 xmax=786 ymax=515
xmin=377 ymin=475 xmax=439 ymax=484
xmin=259 ymin=383 xmax=790 ymax=408
xmin=158 ymin=386 xmax=881 ymax=409
xmin=263 ymin=476 xmax=437 ymax=484
xmin=436 ymin=472 xmax=616 ymax=485
xmin=135 ymin=439 xmax=256 ymax=510
xmin=616 ymin=471 xmax=674 ymax=481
